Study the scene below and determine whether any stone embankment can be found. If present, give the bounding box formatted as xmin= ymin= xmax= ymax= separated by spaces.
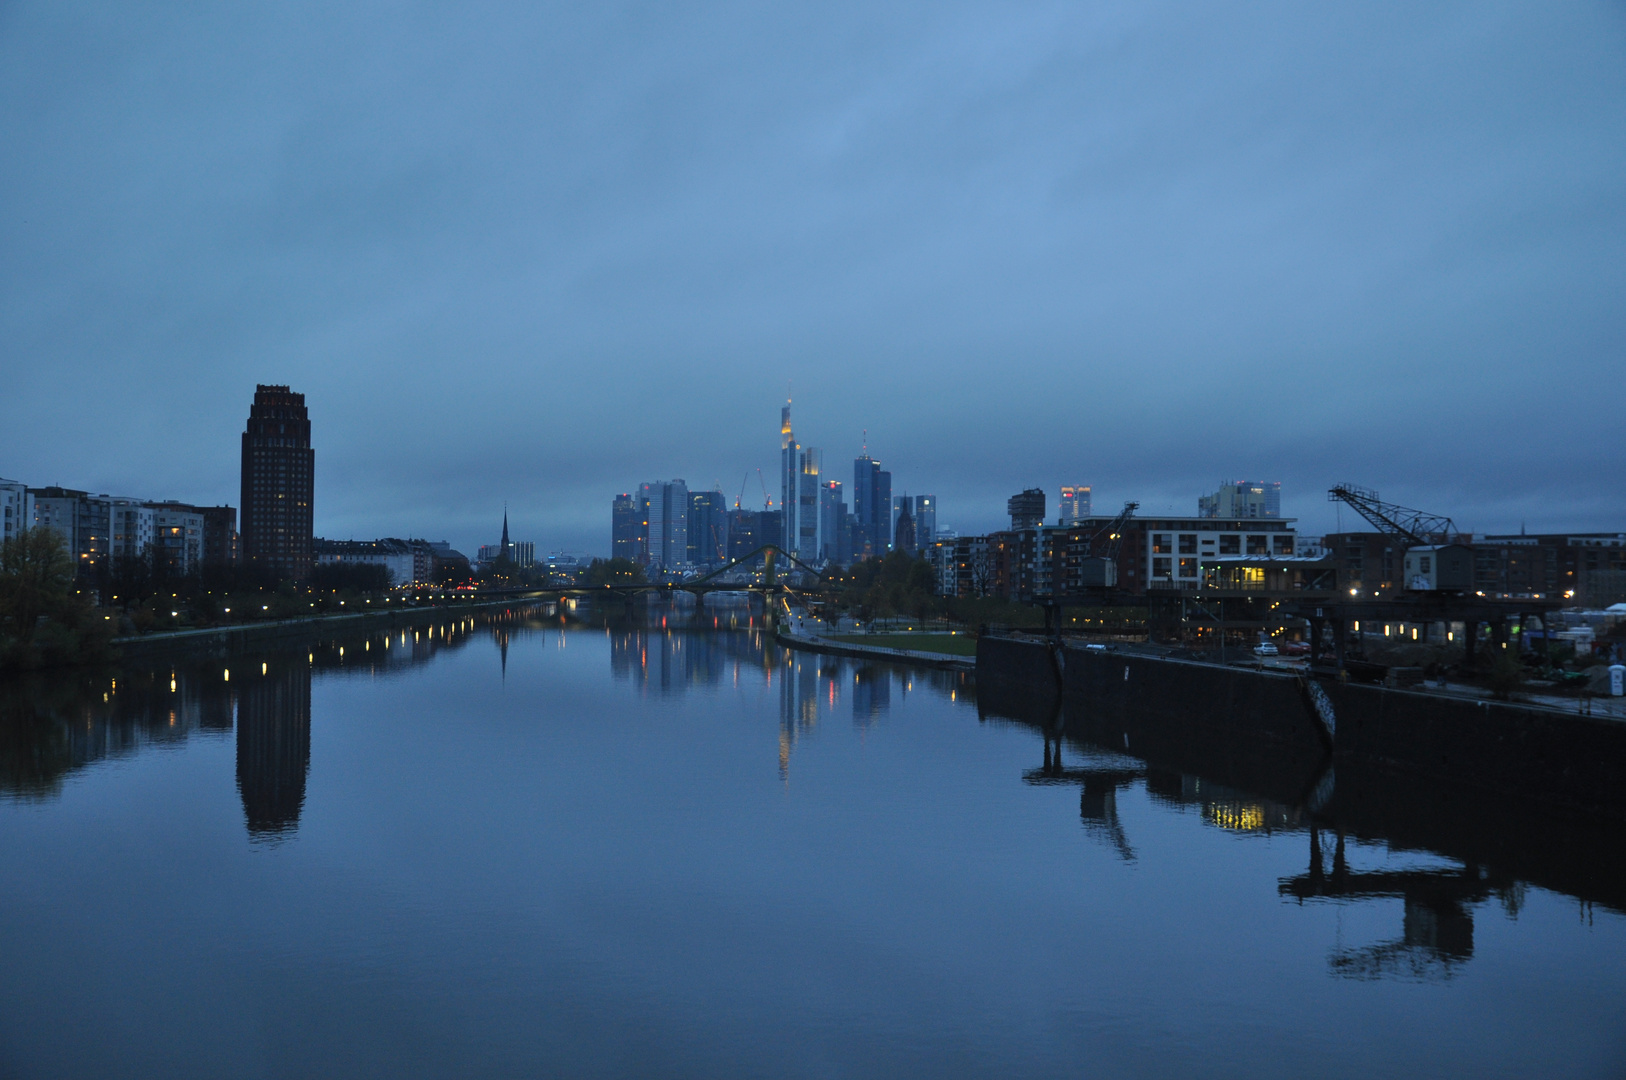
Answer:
xmin=113 ymin=598 xmax=537 ymax=661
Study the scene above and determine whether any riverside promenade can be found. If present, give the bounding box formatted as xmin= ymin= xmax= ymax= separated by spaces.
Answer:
xmin=773 ymin=606 xmax=974 ymax=672
xmin=112 ymin=597 xmax=535 ymax=660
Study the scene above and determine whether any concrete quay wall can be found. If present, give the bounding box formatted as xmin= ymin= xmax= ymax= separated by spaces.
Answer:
xmin=976 ymin=634 xmax=1626 ymax=819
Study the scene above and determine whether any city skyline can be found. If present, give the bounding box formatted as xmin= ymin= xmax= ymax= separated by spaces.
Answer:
xmin=3 ymin=5 xmax=1623 ymax=556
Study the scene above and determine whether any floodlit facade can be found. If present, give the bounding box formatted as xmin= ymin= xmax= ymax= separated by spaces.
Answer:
xmin=1060 ymin=486 xmax=1091 ymax=523
xmin=797 ymin=448 xmax=823 ymax=563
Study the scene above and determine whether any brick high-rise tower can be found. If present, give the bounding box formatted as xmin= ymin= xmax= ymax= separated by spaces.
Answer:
xmin=240 ymin=384 xmax=314 ymax=581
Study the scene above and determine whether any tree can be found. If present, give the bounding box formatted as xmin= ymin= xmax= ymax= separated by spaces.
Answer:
xmin=0 ymin=528 xmax=76 ymax=644
xmin=0 ymin=528 xmax=112 ymax=669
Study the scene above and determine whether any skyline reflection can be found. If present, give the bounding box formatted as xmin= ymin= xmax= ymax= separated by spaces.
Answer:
xmin=0 ymin=601 xmax=1619 ymax=990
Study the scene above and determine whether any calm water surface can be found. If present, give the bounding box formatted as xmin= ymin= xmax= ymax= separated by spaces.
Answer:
xmin=0 ymin=603 xmax=1622 ymax=1079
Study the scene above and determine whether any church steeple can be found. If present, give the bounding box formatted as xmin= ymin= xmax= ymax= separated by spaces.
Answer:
xmin=500 ymin=503 xmax=510 ymax=551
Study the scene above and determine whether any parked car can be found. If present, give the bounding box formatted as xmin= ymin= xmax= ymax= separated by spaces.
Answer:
xmin=1281 ymin=641 xmax=1311 ymax=656
xmin=1252 ymin=642 xmax=1279 ymax=656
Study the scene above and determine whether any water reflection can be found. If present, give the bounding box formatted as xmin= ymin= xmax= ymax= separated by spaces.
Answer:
xmin=598 ymin=600 xmax=973 ymax=782
xmin=3 ymin=605 xmax=1620 ymax=993
xmin=236 ymin=660 xmax=310 ymax=839
xmin=983 ymin=679 xmax=1626 ymax=984
xmin=0 ymin=605 xmax=544 ymax=840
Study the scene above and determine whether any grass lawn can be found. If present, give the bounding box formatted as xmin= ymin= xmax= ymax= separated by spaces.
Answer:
xmin=829 ymin=633 xmax=978 ymax=657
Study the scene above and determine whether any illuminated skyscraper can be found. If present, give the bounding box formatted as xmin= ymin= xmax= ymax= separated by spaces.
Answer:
xmin=780 ymin=404 xmax=798 ymax=553
xmin=797 ymin=447 xmax=822 ymax=563
xmin=239 ymin=384 xmax=314 ymax=580
xmin=1060 ymin=485 xmax=1092 ymax=523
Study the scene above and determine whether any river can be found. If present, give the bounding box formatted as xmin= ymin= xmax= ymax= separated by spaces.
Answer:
xmin=0 ymin=601 xmax=1621 ymax=1078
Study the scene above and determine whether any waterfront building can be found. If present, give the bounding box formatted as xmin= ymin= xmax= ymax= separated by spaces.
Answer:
xmin=0 ymin=478 xmax=32 ymax=547
xmin=140 ymin=501 xmax=237 ymax=568
xmin=612 ymin=493 xmax=641 ymax=562
xmin=1198 ymin=481 xmax=1281 ymax=520
xmin=107 ymin=498 xmax=155 ymax=563
xmin=687 ymin=490 xmax=728 ymax=567
xmin=28 ymin=487 xmax=106 ymax=570
xmin=1060 ymin=486 xmax=1091 ymax=523
xmin=240 ymin=384 xmax=315 ymax=581
xmin=950 ymin=514 xmax=1302 ymax=599
xmin=315 ymin=537 xmax=434 ymax=586
xmin=639 ymin=480 xmax=690 ymax=569
xmin=24 ymin=488 xmax=236 ymax=574
xmin=1008 ymin=488 xmax=1046 ymax=531
xmin=150 ymin=504 xmax=204 ymax=575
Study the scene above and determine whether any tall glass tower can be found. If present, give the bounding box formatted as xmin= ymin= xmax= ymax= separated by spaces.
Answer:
xmin=780 ymin=404 xmax=798 ymax=553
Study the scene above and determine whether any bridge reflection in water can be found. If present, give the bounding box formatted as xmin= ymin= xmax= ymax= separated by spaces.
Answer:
xmin=1 ymin=600 xmax=1616 ymax=985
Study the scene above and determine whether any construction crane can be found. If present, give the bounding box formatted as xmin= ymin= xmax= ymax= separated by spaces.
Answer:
xmin=731 ymin=468 xmax=773 ymax=510
xmin=1327 ymin=485 xmax=1458 ymax=546
xmin=1066 ymin=501 xmax=1138 ymax=590
xmin=1091 ymin=501 xmax=1139 ymax=561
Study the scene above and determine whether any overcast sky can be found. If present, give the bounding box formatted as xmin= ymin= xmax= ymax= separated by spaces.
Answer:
xmin=3 ymin=2 xmax=1623 ymax=555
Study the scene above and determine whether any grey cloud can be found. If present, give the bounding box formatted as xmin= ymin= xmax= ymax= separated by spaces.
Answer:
xmin=2 ymin=1 xmax=1622 ymax=554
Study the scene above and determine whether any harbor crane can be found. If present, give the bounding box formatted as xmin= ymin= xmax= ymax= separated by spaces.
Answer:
xmin=1327 ymin=485 xmax=1459 ymax=546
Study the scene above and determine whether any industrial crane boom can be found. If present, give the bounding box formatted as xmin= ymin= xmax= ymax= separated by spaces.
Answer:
xmin=1327 ymin=485 xmax=1458 ymax=546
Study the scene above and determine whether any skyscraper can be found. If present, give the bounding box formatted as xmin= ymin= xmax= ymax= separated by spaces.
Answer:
xmin=819 ymin=480 xmax=849 ymax=565
xmin=1008 ymin=488 xmax=1045 ymax=530
xmin=1060 ymin=485 xmax=1092 ymax=523
xmin=240 ymin=384 xmax=314 ymax=581
xmin=639 ymin=480 xmax=690 ymax=569
xmin=875 ymin=468 xmax=891 ymax=551
xmin=687 ymin=489 xmax=728 ymax=567
xmin=780 ymin=404 xmax=798 ymax=553
xmin=913 ymin=494 xmax=936 ymax=546
xmin=1198 ymin=481 xmax=1282 ymax=519
xmin=853 ymin=453 xmax=876 ymax=554
xmin=797 ymin=447 xmax=822 ymax=563
xmin=612 ymin=493 xmax=640 ymax=561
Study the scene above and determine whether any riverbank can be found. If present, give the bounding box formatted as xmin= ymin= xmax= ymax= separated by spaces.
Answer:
xmin=774 ymin=625 xmax=975 ymax=671
xmin=111 ymin=597 xmax=542 ymax=661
